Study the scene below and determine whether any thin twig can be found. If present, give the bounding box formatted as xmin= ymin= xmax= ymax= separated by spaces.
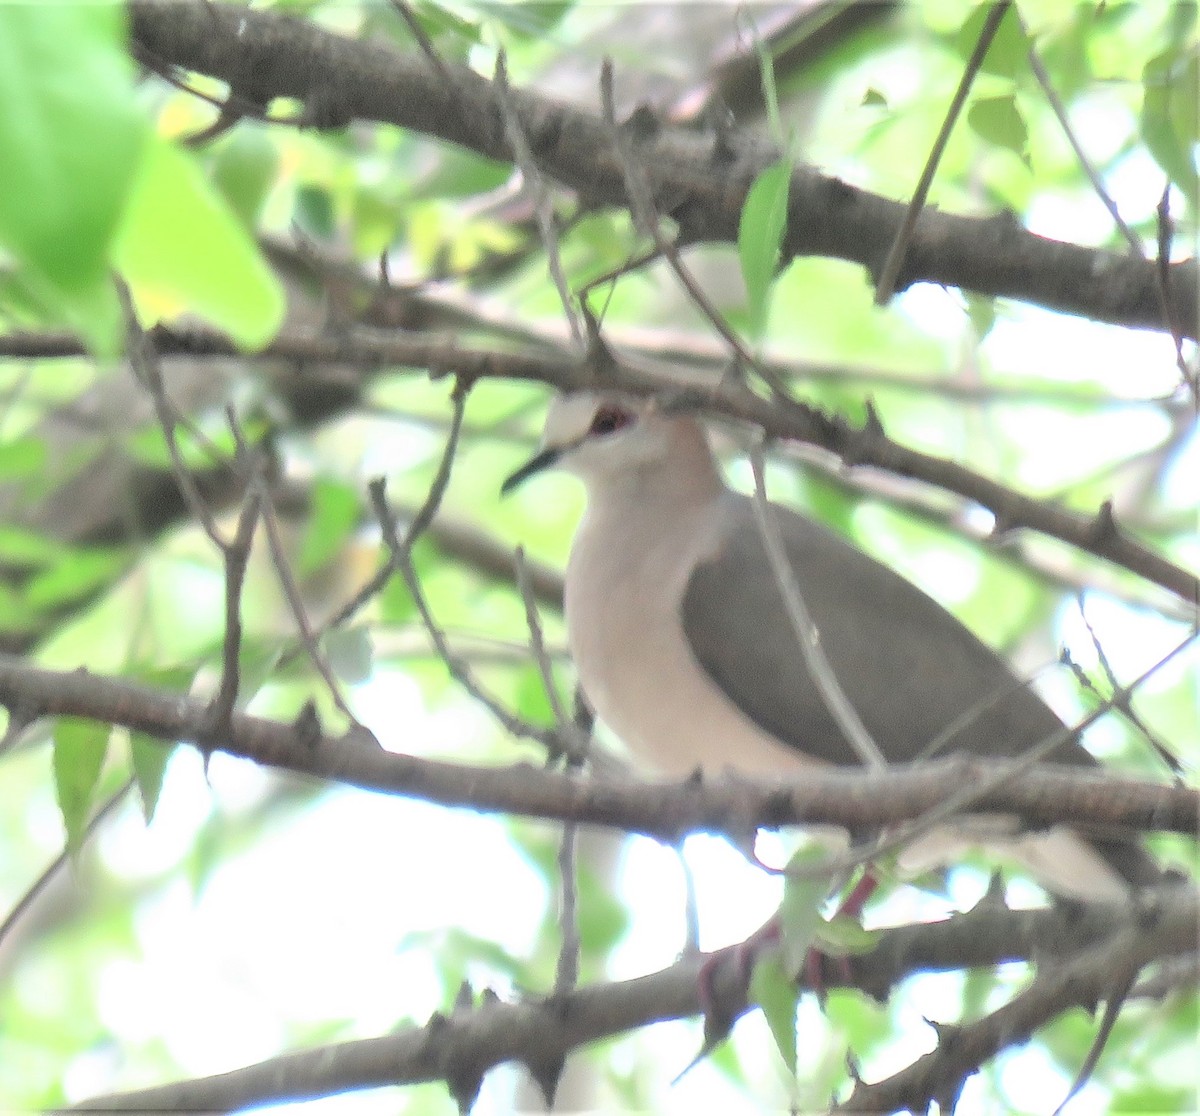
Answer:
xmin=131 ymin=44 xmax=274 ymax=124
xmin=495 ymin=51 xmax=583 ymax=348
xmin=0 ymin=778 xmax=135 ymax=953
xmin=598 ymin=59 xmax=792 ymax=399
xmin=405 ymin=379 xmax=470 ymax=547
xmin=119 ymin=284 xmax=226 ymax=544
xmin=836 ymin=894 xmax=1188 ymax=1113
xmin=319 ymin=381 xmax=471 ymax=637
xmin=874 ymin=1 xmax=1012 ymax=304
xmin=362 ymin=386 xmax=562 ymax=753
xmin=1067 ymin=599 xmax=1177 ymax=773
xmin=371 ymin=479 xmax=554 ymax=749
xmin=256 ymin=474 xmax=360 ymax=726
xmin=553 ymin=822 xmax=581 ymax=996
xmin=747 ymin=441 xmax=886 ymax=769
xmin=209 ymin=459 xmax=263 ymax=733
xmin=513 ymin=547 xmax=571 ymax=741
xmin=515 ymin=544 xmax=582 ymax=993
xmin=1154 ymin=186 xmax=1196 ymax=388
xmin=1049 ymin=966 xmax=1136 ymax=1116
xmin=1025 ymin=38 xmax=1143 ymax=257
xmin=10 ymin=312 xmax=1194 ymax=602
xmin=123 ymin=293 xmax=264 ymax=737
xmin=386 ymin=0 xmax=450 ymax=81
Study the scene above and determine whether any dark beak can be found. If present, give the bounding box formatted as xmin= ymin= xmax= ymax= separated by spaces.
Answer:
xmin=500 ymin=446 xmax=562 ymax=495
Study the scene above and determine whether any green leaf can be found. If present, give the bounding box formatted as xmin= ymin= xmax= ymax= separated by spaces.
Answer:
xmin=298 ymin=478 xmax=361 ymax=575
xmin=24 ymin=549 xmax=126 ymax=609
xmin=777 ymin=844 xmax=832 ymax=978
xmin=130 ymin=734 xmax=172 ymax=825
xmin=295 ymin=183 xmax=337 ymax=240
xmin=967 ymin=94 xmax=1030 ymax=164
xmin=352 ymin=184 xmax=401 ymax=259
xmin=395 ymin=0 xmax=482 ymax=58
xmin=53 ymin=717 xmax=110 ymax=857
xmin=754 ymin=31 xmax=785 ymax=143
xmin=222 ymin=639 xmax=286 ymax=713
xmin=0 ymin=581 xmax=38 ymax=635
xmin=0 ymin=3 xmax=145 ymax=354
xmin=211 ymin=130 xmax=279 ymax=229
xmin=379 ymin=569 xmax=419 ymax=626
xmin=399 ymin=925 xmax=531 ymax=985
xmin=0 ymin=525 xmax=65 ymax=567
xmin=114 ymin=132 xmax=286 ymax=350
xmin=816 ymin=914 xmax=878 ymax=958
xmin=738 ymin=159 xmax=791 ymax=336
xmin=514 ymin=663 xmax=556 ymax=724
xmin=473 ymin=2 xmax=569 ymax=41
xmin=1141 ymin=44 xmax=1199 ymax=204
xmin=748 ymin=951 xmax=799 ymax=1079
xmin=954 ymin=4 xmax=1030 ymax=79
xmin=0 ymin=267 xmax=55 ymax=327
xmin=1167 ymin=1 xmax=1199 ymax=43
xmin=574 ymin=865 xmax=630 ymax=955
xmin=411 ymin=148 xmax=512 ymax=200
xmin=960 ymin=959 xmax=1001 ymax=1022
xmin=0 ymin=436 xmax=48 ymax=481
xmin=185 ymin=813 xmax=225 ymax=897
xmin=125 ymin=416 xmax=262 ymax=471
xmin=1112 ymin=1086 xmax=1200 ymax=1114
xmin=965 ymin=292 xmax=997 ymax=340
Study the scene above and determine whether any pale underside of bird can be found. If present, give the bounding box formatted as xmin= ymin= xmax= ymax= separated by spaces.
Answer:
xmin=502 ymin=391 xmax=1164 ymax=901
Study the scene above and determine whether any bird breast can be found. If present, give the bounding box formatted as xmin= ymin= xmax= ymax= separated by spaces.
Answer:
xmin=564 ymin=501 xmax=815 ymax=777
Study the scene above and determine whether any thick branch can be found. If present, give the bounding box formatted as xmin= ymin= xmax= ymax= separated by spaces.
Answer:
xmin=125 ymin=0 xmax=1198 ymax=338
xmin=71 ymin=893 xmax=1199 ymax=1112
xmin=0 ymin=655 xmax=1194 ymax=841
xmin=840 ymin=888 xmax=1199 ymax=1112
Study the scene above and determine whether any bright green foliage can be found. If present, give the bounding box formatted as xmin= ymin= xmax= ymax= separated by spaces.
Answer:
xmin=967 ymin=94 xmax=1031 ymax=167
xmin=51 ymin=717 xmax=110 ymax=857
xmin=298 ymin=478 xmax=363 ymax=575
xmin=953 ymin=3 xmax=1031 ymax=79
xmin=115 ymin=134 xmax=285 ymax=350
xmin=129 ymin=733 xmax=171 ymax=824
xmin=212 ymin=130 xmax=281 ymax=229
xmin=1142 ymin=40 xmax=1200 ymax=205
xmin=738 ymin=160 xmax=792 ymax=338
xmin=775 ymin=845 xmax=833 ymax=978
xmin=0 ymin=436 xmax=48 ymax=481
xmin=749 ymin=951 xmax=799 ymax=1080
xmin=0 ymin=4 xmax=145 ymax=353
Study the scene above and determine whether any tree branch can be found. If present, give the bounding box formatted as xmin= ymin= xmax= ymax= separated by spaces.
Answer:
xmin=0 ymin=655 xmax=1194 ymax=843
xmin=4 ymin=321 xmax=1196 ymax=605
xmin=838 ymin=888 xmax=1198 ymax=1112
xmin=70 ymin=891 xmax=1199 ymax=1112
xmin=125 ymin=0 xmax=1198 ymax=338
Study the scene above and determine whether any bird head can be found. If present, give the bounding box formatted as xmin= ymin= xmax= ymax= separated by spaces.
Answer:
xmin=501 ymin=392 xmax=675 ymax=494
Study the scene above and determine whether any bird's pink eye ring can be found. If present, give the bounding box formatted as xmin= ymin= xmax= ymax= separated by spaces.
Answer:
xmin=589 ymin=406 xmax=632 ymax=436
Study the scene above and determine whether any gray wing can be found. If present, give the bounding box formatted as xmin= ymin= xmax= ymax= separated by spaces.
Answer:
xmin=682 ymin=492 xmax=1072 ymax=766
xmin=681 ymin=493 xmax=1162 ymax=888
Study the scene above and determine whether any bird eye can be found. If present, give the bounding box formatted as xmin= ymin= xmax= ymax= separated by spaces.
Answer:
xmin=589 ymin=405 xmax=632 ymax=437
